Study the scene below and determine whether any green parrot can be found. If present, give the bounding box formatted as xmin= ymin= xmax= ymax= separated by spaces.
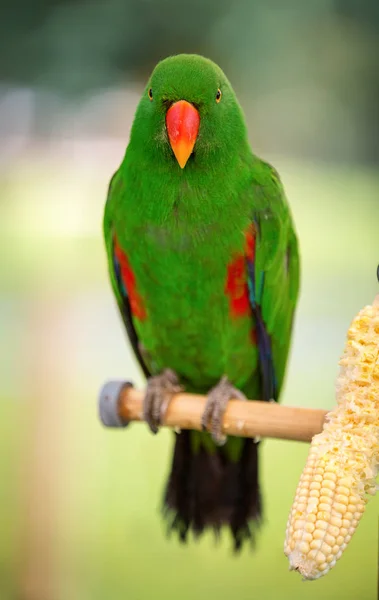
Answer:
xmin=103 ymin=54 xmax=300 ymax=550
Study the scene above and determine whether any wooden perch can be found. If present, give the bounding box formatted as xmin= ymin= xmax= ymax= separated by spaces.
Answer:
xmin=99 ymin=381 xmax=328 ymax=443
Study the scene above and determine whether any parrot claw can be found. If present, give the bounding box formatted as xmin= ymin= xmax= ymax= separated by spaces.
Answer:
xmin=143 ymin=369 xmax=183 ymax=434
xmin=201 ymin=376 xmax=246 ymax=445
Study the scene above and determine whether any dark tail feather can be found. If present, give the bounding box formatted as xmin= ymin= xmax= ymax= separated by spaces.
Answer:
xmin=163 ymin=431 xmax=262 ymax=551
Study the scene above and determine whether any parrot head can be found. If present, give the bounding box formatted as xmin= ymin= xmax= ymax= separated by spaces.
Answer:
xmin=129 ymin=54 xmax=248 ymax=170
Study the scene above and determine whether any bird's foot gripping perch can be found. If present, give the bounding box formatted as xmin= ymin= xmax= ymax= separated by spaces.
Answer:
xmin=201 ymin=376 xmax=246 ymax=445
xmin=143 ymin=369 xmax=183 ymax=434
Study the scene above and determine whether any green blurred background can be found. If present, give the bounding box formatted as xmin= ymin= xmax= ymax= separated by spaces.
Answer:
xmin=1 ymin=1 xmax=379 ymax=599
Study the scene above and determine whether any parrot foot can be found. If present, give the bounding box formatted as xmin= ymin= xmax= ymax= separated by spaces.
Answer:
xmin=143 ymin=369 xmax=183 ymax=434
xmin=201 ymin=376 xmax=246 ymax=445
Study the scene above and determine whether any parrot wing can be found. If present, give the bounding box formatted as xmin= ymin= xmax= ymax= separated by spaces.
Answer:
xmin=247 ymin=161 xmax=300 ymax=401
xmin=103 ymin=171 xmax=151 ymax=378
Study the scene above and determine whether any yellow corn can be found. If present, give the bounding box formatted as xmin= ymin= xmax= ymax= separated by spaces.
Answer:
xmin=284 ymin=294 xmax=379 ymax=580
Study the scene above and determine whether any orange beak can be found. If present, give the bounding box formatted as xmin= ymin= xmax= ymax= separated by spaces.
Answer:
xmin=166 ymin=100 xmax=200 ymax=169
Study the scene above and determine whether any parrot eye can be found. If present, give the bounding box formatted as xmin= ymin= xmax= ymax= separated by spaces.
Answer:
xmin=148 ymin=88 xmax=153 ymax=101
xmin=216 ymin=89 xmax=222 ymax=103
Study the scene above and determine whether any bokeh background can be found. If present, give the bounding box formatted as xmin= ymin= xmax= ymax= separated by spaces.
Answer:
xmin=2 ymin=1 xmax=379 ymax=599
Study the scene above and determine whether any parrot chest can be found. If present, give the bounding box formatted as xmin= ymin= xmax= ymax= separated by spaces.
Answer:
xmin=119 ymin=222 xmax=259 ymax=391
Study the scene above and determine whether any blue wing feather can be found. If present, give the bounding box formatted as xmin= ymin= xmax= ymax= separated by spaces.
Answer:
xmin=246 ymin=223 xmax=278 ymax=402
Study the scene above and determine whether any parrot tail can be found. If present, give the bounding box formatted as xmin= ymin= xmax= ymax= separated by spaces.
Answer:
xmin=163 ymin=431 xmax=262 ymax=551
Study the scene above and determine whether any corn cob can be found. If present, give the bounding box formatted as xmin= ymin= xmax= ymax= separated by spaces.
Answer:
xmin=284 ymin=294 xmax=379 ymax=580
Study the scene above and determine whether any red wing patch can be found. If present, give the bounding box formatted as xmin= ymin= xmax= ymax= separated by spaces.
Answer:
xmin=224 ymin=224 xmax=256 ymax=318
xmin=114 ymin=236 xmax=147 ymax=320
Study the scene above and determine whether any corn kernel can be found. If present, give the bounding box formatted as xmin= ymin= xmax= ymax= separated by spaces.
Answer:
xmin=335 ymin=495 xmax=349 ymax=505
xmin=306 ymin=514 xmax=317 ymax=523
xmin=305 ymin=522 xmax=315 ymax=534
xmin=333 ymin=503 xmax=347 ymax=514
xmin=327 ymin=525 xmax=340 ymax=537
xmin=324 ymin=534 xmax=336 ymax=547
xmin=315 ymin=552 xmax=326 ymax=565
xmin=336 ymin=536 xmax=345 ymax=546
xmin=298 ymin=541 xmax=310 ymax=554
xmin=322 ymin=480 xmax=336 ymax=491
xmin=320 ymin=488 xmax=334 ymax=498
xmin=330 ymin=516 xmax=342 ymax=528
xmin=320 ymin=542 xmax=332 ymax=556
xmin=313 ymin=529 xmax=325 ymax=540
xmin=343 ymin=514 xmax=353 ymax=524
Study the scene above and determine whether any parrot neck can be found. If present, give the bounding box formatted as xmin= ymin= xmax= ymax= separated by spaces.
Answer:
xmin=120 ymin=142 xmax=254 ymax=232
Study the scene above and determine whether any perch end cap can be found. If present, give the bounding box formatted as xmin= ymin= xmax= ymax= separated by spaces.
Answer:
xmin=98 ymin=381 xmax=133 ymax=428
